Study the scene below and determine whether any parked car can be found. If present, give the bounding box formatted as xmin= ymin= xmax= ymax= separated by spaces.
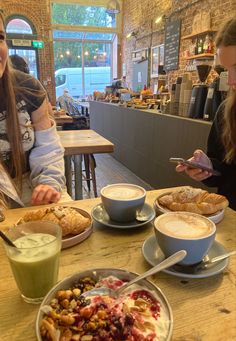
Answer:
xmin=55 ymin=66 xmax=111 ymax=99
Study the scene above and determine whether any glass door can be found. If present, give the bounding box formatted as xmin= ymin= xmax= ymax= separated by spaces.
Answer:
xmin=9 ymin=48 xmax=38 ymax=78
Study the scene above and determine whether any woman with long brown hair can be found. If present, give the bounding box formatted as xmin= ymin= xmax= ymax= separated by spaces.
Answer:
xmin=0 ymin=12 xmax=69 ymax=208
xmin=176 ymin=18 xmax=236 ymax=209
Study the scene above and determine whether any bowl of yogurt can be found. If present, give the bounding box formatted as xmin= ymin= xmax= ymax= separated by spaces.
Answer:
xmin=36 ymin=268 xmax=173 ymax=341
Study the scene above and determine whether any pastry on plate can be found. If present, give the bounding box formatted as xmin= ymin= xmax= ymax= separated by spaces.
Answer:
xmin=17 ymin=206 xmax=91 ymax=237
xmin=158 ymin=187 xmax=229 ymax=215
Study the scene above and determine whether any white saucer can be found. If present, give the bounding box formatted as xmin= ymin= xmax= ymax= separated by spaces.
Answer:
xmin=154 ymin=191 xmax=225 ymax=224
xmin=142 ymin=235 xmax=229 ymax=279
xmin=91 ymin=203 xmax=156 ymax=229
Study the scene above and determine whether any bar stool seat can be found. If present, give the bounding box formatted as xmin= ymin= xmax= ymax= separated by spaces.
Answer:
xmin=62 ymin=121 xmax=97 ymax=198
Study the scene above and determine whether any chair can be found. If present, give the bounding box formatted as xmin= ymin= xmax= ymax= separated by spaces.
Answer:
xmin=62 ymin=116 xmax=97 ymax=198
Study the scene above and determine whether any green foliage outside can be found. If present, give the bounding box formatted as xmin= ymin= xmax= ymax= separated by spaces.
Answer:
xmin=52 ymin=3 xmax=115 ymax=71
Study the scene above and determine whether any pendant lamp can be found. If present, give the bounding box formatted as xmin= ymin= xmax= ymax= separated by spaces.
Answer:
xmin=106 ymin=0 xmax=120 ymax=14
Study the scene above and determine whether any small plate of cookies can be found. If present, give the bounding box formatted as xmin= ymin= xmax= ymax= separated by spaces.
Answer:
xmin=16 ymin=206 xmax=92 ymax=249
xmin=154 ymin=187 xmax=229 ymax=224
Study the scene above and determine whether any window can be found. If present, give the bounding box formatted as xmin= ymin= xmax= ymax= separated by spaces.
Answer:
xmin=6 ymin=16 xmax=39 ymax=78
xmin=55 ymin=74 xmax=66 ymax=87
xmin=51 ymin=1 xmax=120 ymax=99
xmin=52 ymin=4 xmax=116 ymax=28
xmin=6 ymin=18 xmax=33 ymax=34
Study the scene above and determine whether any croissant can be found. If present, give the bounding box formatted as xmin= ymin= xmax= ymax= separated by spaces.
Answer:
xmin=158 ymin=188 xmax=229 ymax=215
xmin=18 ymin=206 xmax=91 ymax=237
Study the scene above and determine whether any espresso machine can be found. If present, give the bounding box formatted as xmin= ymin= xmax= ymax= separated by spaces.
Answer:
xmin=188 ymin=61 xmax=212 ymax=119
xmin=111 ymin=79 xmax=125 ymax=95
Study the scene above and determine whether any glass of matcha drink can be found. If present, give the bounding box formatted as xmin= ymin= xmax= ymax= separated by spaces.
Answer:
xmin=3 ymin=221 xmax=62 ymax=304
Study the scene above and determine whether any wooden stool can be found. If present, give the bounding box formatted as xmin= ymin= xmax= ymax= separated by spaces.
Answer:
xmin=82 ymin=154 xmax=98 ymax=197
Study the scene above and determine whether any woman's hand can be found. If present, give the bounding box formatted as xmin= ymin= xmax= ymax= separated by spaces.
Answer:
xmin=175 ymin=149 xmax=213 ymax=181
xmin=31 ymin=184 xmax=61 ymax=205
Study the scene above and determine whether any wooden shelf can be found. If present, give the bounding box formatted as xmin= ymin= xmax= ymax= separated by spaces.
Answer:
xmin=185 ymin=53 xmax=215 ymax=60
xmin=182 ymin=30 xmax=217 ymax=40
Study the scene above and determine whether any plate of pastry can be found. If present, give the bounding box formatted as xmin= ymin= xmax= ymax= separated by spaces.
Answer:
xmin=154 ymin=187 xmax=229 ymax=224
xmin=16 ymin=206 xmax=92 ymax=249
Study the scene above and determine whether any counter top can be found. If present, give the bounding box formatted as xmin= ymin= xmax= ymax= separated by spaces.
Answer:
xmin=0 ymin=188 xmax=235 ymax=340
xmin=91 ymin=101 xmax=212 ymax=125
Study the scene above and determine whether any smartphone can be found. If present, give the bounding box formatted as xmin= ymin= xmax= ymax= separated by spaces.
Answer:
xmin=169 ymin=157 xmax=221 ymax=176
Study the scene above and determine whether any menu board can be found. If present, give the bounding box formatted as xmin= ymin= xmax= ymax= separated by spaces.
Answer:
xmin=164 ymin=19 xmax=181 ymax=71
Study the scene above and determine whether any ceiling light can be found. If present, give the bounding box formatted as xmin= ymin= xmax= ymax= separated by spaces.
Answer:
xmin=126 ymin=30 xmax=138 ymax=39
xmin=106 ymin=0 xmax=120 ymax=14
xmin=155 ymin=16 xmax=162 ymax=24
xmin=155 ymin=15 xmax=167 ymax=24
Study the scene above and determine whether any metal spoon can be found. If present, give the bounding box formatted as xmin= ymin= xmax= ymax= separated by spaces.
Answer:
xmin=205 ymin=250 xmax=236 ymax=263
xmin=172 ymin=250 xmax=236 ymax=274
xmin=135 ymin=207 xmax=155 ymax=222
xmin=136 ymin=211 xmax=152 ymax=222
xmin=81 ymin=249 xmax=187 ymax=299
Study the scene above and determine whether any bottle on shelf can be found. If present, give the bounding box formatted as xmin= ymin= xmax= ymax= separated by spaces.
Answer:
xmin=197 ymin=37 xmax=203 ymax=54
xmin=203 ymin=35 xmax=210 ymax=53
xmin=194 ymin=38 xmax=198 ymax=55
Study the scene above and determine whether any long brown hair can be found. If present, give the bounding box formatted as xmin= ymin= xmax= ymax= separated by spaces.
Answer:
xmin=0 ymin=12 xmax=25 ymax=191
xmin=215 ymin=18 xmax=236 ymax=163
xmin=0 ymin=13 xmax=45 ymax=193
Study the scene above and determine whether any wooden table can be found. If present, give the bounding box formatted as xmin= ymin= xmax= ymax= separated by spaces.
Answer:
xmin=54 ymin=114 xmax=73 ymax=125
xmin=58 ymin=129 xmax=114 ymax=199
xmin=0 ymin=188 xmax=235 ymax=340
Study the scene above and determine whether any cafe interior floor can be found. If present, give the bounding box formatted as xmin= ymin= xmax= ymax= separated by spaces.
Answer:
xmin=72 ymin=154 xmax=153 ymax=199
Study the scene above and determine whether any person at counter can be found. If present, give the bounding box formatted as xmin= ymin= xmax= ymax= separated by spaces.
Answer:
xmin=0 ymin=13 xmax=69 ymax=208
xmin=176 ymin=18 xmax=236 ymax=210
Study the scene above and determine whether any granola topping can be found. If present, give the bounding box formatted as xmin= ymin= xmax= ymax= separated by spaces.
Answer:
xmin=40 ymin=276 xmax=169 ymax=341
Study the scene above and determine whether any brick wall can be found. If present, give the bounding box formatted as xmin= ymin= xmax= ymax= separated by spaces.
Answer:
xmin=1 ymin=0 xmax=56 ymax=103
xmin=122 ymin=0 xmax=236 ymax=90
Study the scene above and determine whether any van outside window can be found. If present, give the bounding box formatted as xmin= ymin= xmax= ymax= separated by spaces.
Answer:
xmin=56 ymin=74 xmax=66 ymax=86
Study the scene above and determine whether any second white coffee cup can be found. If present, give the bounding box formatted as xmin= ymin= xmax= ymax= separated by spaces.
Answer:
xmin=101 ymin=183 xmax=146 ymax=222
xmin=154 ymin=212 xmax=216 ymax=265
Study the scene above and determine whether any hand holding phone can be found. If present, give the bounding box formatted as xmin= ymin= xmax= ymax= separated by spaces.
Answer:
xmin=169 ymin=157 xmax=221 ymax=176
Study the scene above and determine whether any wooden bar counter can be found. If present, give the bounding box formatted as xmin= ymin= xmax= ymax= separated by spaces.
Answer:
xmin=0 ymin=189 xmax=235 ymax=340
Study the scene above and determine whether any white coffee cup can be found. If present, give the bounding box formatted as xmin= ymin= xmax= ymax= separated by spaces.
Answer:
xmin=101 ymin=183 xmax=146 ymax=222
xmin=154 ymin=212 xmax=216 ymax=265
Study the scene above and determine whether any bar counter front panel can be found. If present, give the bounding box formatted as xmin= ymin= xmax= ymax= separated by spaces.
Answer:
xmin=90 ymin=101 xmax=213 ymax=190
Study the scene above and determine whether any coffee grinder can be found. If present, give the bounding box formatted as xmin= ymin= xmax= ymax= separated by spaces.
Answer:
xmin=188 ymin=60 xmax=212 ymax=119
xmin=203 ymin=56 xmax=226 ymax=121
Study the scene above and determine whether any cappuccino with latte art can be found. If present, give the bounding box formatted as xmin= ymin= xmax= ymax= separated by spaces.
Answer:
xmin=101 ymin=184 xmax=146 ymax=223
xmin=154 ymin=212 xmax=216 ymax=265
xmin=157 ymin=213 xmax=214 ymax=239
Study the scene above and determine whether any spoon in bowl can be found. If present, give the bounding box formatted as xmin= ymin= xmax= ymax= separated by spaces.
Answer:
xmin=81 ymin=249 xmax=187 ymax=299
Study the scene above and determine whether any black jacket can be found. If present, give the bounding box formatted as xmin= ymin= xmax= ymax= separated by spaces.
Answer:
xmin=203 ymin=102 xmax=236 ymax=210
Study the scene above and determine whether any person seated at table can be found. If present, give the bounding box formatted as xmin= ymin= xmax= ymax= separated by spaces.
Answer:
xmin=176 ymin=18 xmax=236 ymax=210
xmin=9 ymin=54 xmax=30 ymax=74
xmin=0 ymin=12 xmax=71 ymax=208
xmin=57 ymin=89 xmax=74 ymax=112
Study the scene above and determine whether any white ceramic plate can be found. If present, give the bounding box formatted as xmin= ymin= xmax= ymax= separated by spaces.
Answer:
xmin=91 ymin=202 xmax=156 ymax=229
xmin=15 ymin=206 xmax=93 ymax=249
xmin=142 ymin=235 xmax=229 ymax=279
xmin=35 ymin=268 xmax=173 ymax=341
xmin=154 ymin=192 xmax=225 ymax=224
